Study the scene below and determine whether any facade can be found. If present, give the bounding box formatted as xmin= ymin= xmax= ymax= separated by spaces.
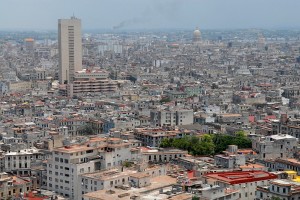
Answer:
xmin=133 ymin=128 xmax=193 ymax=147
xmin=59 ymin=69 xmax=117 ymax=96
xmin=58 ymin=16 xmax=82 ymax=84
xmin=46 ymin=137 xmax=140 ymax=199
xmin=214 ymin=154 xmax=246 ymax=169
xmin=141 ymin=148 xmax=187 ymax=163
xmin=150 ymin=108 xmax=194 ymax=127
xmin=198 ymin=185 xmax=239 ymax=200
xmin=9 ymin=81 xmax=32 ymax=92
xmin=257 ymin=179 xmax=300 ymax=200
xmin=0 ymin=172 xmax=33 ymax=199
xmin=3 ymin=148 xmax=44 ymax=175
xmin=252 ymin=134 xmax=298 ymax=160
xmin=79 ymin=165 xmax=166 ymax=199
xmin=46 ymin=144 xmax=101 ymax=199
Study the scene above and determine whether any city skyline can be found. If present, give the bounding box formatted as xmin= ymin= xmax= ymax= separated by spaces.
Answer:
xmin=1 ymin=0 xmax=300 ymax=31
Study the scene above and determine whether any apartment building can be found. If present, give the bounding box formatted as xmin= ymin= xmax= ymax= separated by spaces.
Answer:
xmin=141 ymin=147 xmax=187 ymax=163
xmin=46 ymin=137 xmax=141 ymax=199
xmin=214 ymin=154 xmax=246 ymax=169
xmin=252 ymin=134 xmax=298 ymax=160
xmin=79 ymin=165 xmax=166 ymax=199
xmin=61 ymin=69 xmax=118 ymax=96
xmin=133 ymin=127 xmax=193 ymax=147
xmin=46 ymin=144 xmax=101 ymax=199
xmin=150 ymin=108 xmax=193 ymax=127
xmin=3 ymin=148 xmax=44 ymax=175
xmin=0 ymin=172 xmax=33 ymax=199
xmin=203 ymin=171 xmax=277 ymax=200
xmin=257 ymin=179 xmax=300 ymax=200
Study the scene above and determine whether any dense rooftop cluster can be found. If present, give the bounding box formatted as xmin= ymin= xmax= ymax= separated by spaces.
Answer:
xmin=1 ymin=26 xmax=300 ymax=199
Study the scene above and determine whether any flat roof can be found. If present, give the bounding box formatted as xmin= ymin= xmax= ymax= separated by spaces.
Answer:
xmin=81 ymin=169 xmax=137 ymax=181
xmin=239 ymin=164 xmax=265 ymax=169
xmin=54 ymin=145 xmax=94 ymax=154
xmin=83 ymin=175 xmax=176 ymax=200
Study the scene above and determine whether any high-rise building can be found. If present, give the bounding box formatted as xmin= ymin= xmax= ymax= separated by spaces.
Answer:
xmin=58 ymin=16 xmax=82 ymax=84
xmin=24 ymin=38 xmax=35 ymax=52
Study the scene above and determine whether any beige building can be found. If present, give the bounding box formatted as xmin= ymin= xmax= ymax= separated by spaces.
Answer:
xmin=58 ymin=16 xmax=82 ymax=84
xmin=9 ymin=81 xmax=32 ymax=92
xmin=0 ymin=172 xmax=33 ymax=199
xmin=58 ymin=69 xmax=117 ymax=96
xmin=80 ymin=165 xmax=166 ymax=199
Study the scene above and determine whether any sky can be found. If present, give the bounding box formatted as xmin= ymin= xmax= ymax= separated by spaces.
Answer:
xmin=0 ymin=0 xmax=300 ymax=31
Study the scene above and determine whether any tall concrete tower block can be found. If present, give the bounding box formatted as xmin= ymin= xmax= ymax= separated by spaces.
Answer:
xmin=58 ymin=16 xmax=82 ymax=84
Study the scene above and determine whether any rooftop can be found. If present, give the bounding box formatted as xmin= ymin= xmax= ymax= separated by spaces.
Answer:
xmin=81 ymin=169 xmax=137 ymax=181
xmin=204 ymin=171 xmax=277 ymax=185
xmin=83 ymin=175 xmax=177 ymax=200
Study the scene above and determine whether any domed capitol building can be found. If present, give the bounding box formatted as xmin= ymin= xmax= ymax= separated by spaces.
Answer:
xmin=193 ymin=27 xmax=201 ymax=43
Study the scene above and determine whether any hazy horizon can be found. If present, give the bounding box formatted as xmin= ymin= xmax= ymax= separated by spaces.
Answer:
xmin=1 ymin=0 xmax=300 ymax=31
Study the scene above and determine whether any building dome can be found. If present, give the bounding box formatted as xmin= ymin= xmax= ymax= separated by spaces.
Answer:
xmin=193 ymin=27 xmax=201 ymax=42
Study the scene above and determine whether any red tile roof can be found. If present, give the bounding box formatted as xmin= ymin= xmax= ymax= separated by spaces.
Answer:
xmin=204 ymin=171 xmax=277 ymax=185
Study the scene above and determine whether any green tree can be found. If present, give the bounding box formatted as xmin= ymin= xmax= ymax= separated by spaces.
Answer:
xmin=160 ymin=97 xmax=171 ymax=103
xmin=271 ymin=197 xmax=281 ymax=200
xmin=79 ymin=124 xmax=98 ymax=135
xmin=160 ymin=132 xmax=252 ymax=156
xmin=160 ymin=138 xmax=172 ymax=148
xmin=192 ymin=196 xmax=200 ymax=200
xmin=123 ymin=161 xmax=133 ymax=168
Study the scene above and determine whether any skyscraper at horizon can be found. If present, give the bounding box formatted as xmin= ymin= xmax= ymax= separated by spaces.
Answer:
xmin=58 ymin=16 xmax=82 ymax=84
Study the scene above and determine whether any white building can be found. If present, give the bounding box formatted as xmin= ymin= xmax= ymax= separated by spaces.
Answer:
xmin=252 ymin=134 xmax=298 ymax=160
xmin=46 ymin=137 xmax=141 ymax=199
xmin=257 ymin=179 xmax=300 ymax=200
xmin=58 ymin=16 xmax=82 ymax=84
xmin=150 ymin=108 xmax=194 ymax=127
xmin=79 ymin=165 xmax=166 ymax=199
xmin=3 ymin=148 xmax=44 ymax=175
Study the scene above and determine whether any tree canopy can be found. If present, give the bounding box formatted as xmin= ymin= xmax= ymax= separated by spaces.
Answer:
xmin=78 ymin=124 xmax=98 ymax=136
xmin=160 ymin=131 xmax=252 ymax=156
